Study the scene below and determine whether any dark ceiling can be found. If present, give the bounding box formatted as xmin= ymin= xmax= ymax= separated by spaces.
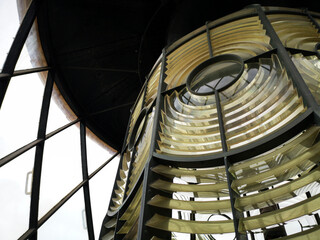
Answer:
xmin=37 ymin=0 xmax=320 ymax=150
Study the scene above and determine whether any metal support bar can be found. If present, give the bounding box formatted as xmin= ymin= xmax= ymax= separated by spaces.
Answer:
xmin=253 ymin=5 xmax=320 ymax=118
xmin=215 ymin=90 xmax=247 ymax=240
xmin=0 ymin=66 xmax=51 ymax=79
xmin=0 ymin=0 xmax=42 ymax=108
xmin=137 ymin=49 xmax=170 ymax=240
xmin=28 ymin=70 xmax=54 ymax=240
xmin=0 ymin=119 xmax=80 ymax=168
xmin=80 ymin=122 xmax=95 ymax=240
xmin=205 ymin=21 xmax=214 ymax=58
xmin=88 ymin=102 xmax=135 ymax=117
xmin=19 ymin=152 xmax=119 ymax=240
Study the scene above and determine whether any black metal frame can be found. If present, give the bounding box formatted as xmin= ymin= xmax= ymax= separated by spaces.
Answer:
xmin=117 ymin=4 xmax=320 ymax=240
xmin=2 ymin=2 xmax=320 ymax=240
xmin=0 ymin=1 xmax=121 ymax=239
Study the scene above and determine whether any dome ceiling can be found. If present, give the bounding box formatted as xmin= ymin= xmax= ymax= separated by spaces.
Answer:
xmin=36 ymin=0 xmax=320 ymax=150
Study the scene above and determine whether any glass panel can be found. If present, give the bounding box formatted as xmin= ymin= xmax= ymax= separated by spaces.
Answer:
xmin=38 ymin=189 xmax=88 ymax=240
xmin=157 ymin=88 xmax=222 ymax=156
xmin=126 ymin=90 xmax=144 ymax=145
xmin=268 ymin=14 xmax=320 ymax=52
xmin=86 ymin=127 xmax=117 ymax=175
xmin=240 ymin=193 xmax=320 ymax=231
xmin=165 ymin=32 xmax=210 ymax=90
xmin=46 ymin=82 xmax=78 ymax=134
xmin=0 ymin=149 xmax=34 ymax=240
xmin=146 ymin=214 xmax=234 ymax=234
xmin=90 ymin=154 xmax=119 ymax=238
xmin=39 ymin=125 xmax=82 ymax=219
xmin=15 ymin=42 xmax=33 ymax=70
xmin=291 ymin=53 xmax=320 ymax=104
xmin=16 ymin=0 xmax=48 ymax=70
xmin=0 ymin=73 xmax=45 ymax=158
xmin=145 ymin=62 xmax=161 ymax=108
xmin=0 ymin=0 xmax=19 ymax=70
xmin=45 ymin=82 xmax=74 ymax=134
xmin=189 ymin=60 xmax=243 ymax=94
xmin=108 ymin=149 xmax=131 ymax=213
xmin=126 ymin=108 xmax=155 ymax=195
xmin=222 ymin=54 xmax=305 ymax=149
xmin=210 ymin=16 xmax=272 ymax=60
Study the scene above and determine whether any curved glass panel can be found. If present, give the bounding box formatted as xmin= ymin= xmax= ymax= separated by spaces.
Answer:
xmin=37 ymin=190 xmax=87 ymax=240
xmin=0 ymin=149 xmax=34 ymax=240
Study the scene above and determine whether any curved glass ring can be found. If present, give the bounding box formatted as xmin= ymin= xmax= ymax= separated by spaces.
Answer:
xmin=128 ymin=107 xmax=148 ymax=150
xmin=186 ymin=54 xmax=244 ymax=95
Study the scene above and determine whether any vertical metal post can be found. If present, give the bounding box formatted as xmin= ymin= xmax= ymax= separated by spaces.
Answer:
xmin=80 ymin=122 xmax=95 ymax=240
xmin=28 ymin=70 xmax=54 ymax=240
xmin=205 ymin=21 xmax=214 ymax=58
xmin=0 ymin=0 xmax=42 ymax=108
xmin=215 ymin=90 xmax=247 ymax=240
xmin=253 ymin=5 xmax=320 ymax=118
xmin=137 ymin=49 xmax=170 ymax=240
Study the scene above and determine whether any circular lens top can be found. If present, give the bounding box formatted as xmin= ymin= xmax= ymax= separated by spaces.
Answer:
xmin=186 ymin=54 xmax=244 ymax=95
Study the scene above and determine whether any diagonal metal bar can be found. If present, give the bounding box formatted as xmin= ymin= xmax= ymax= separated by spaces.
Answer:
xmin=137 ymin=48 xmax=171 ymax=240
xmin=0 ymin=118 xmax=80 ymax=168
xmin=206 ymin=21 xmax=214 ymax=58
xmin=253 ymin=5 xmax=320 ymax=119
xmin=28 ymin=70 xmax=54 ymax=240
xmin=0 ymin=66 xmax=51 ymax=79
xmin=80 ymin=122 xmax=95 ymax=240
xmin=0 ymin=0 xmax=42 ymax=108
xmin=88 ymin=101 xmax=135 ymax=117
xmin=18 ymin=152 xmax=119 ymax=240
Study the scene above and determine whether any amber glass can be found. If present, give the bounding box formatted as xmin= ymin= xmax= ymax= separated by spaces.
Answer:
xmin=222 ymin=54 xmax=305 ymax=149
xmin=268 ymin=14 xmax=320 ymax=51
xmin=292 ymin=53 xmax=320 ymax=104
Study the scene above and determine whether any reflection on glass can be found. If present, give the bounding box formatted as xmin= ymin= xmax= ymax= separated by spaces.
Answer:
xmin=190 ymin=61 xmax=242 ymax=94
xmin=0 ymin=149 xmax=34 ymax=240
xmin=101 ymin=216 xmax=116 ymax=240
xmin=222 ymin=54 xmax=305 ymax=149
xmin=39 ymin=125 xmax=82 ymax=219
xmin=157 ymin=90 xmax=221 ymax=156
xmin=38 ymin=189 xmax=87 ymax=240
xmin=0 ymin=74 xmax=44 ymax=158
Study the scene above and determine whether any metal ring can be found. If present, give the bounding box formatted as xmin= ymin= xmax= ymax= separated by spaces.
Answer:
xmin=186 ymin=54 xmax=244 ymax=96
